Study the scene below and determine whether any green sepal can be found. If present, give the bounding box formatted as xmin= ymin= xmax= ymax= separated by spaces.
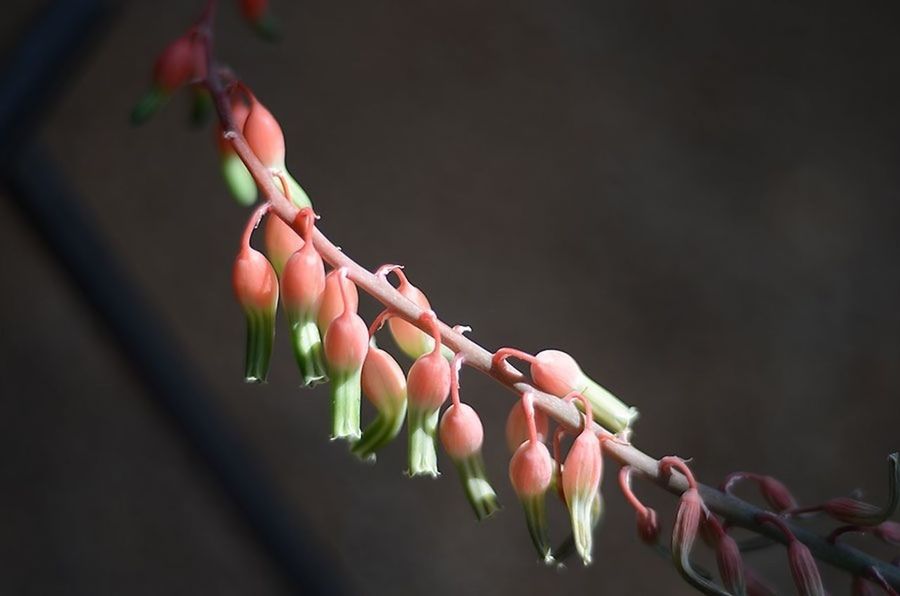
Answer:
xmin=243 ymin=308 xmax=276 ymax=383
xmin=352 ymin=400 xmax=407 ymax=462
xmin=221 ymin=153 xmax=258 ymax=206
xmin=453 ymin=452 xmax=501 ymax=521
xmin=330 ymin=368 xmax=362 ymax=440
xmin=407 ymin=407 xmax=440 ymax=477
xmin=582 ymin=377 xmax=639 ymax=435
xmin=288 ymin=315 xmax=328 ymax=388
xmin=554 ymin=493 xmax=603 ymax=565
xmin=130 ymin=87 xmax=168 ymax=126
xmin=521 ymin=494 xmax=554 ymax=565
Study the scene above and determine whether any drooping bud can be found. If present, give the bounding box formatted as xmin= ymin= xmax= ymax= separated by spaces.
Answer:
xmin=352 ymin=336 xmax=407 ymax=461
xmin=216 ymin=98 xmax=257 ymax=206
xmin=757 ymin=512 xmax=825 ymax=596
xmin=243 ymin=98 xmax=311 ymax=208
xmin=405 ymin=311 xmax=451 ymax=477
xmin=493 ymin=348 xmax=638 ymax=435
xmin=508 ymin=392 xmax=555 ymax=564
xmin=874 ymin=521 xmax=900 ymax=546
xmin=618 ymin=466 xmax=660 ymax=545
xmin=759 ymin=476 xmax=799 ymax=513
xmin=322 ymin=268 xmax=368 ymax=440
xmin=280 ymin=209 xmax=327 ymax=387
xmin=560 ymin=392 xmax=603 ymax=565
xmin=317 ymin=268 xmax=360 ymax=334
xmin=132 ymin=33 xmax=204 ymax=124
xmin=239 ymin=0 xmax=280 ymax=41
xmin=438 ymin=355 xmax=500 ymax=520
xmin=505 ymin=401 xmax=549 ymax=454
xmin=706 ymin=516 xmax=747 ymax=596
xmin=232 ymin=204 xmax=279 ymax=383
xmin=377 ymin=266 xmax=451 ymax=360
xmin=264 ymin=214 xmax=304 ymax=277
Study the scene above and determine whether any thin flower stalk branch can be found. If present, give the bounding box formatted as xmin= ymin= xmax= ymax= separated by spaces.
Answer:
xmin=191 ymin=3 xmax=899 ymax=589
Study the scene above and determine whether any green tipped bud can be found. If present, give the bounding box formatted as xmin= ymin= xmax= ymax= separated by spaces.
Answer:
xmin=353 ymin=343 xmax=408 ymax=461
xmin=221 ymin=152 xmax=258 ymax=206
xmin=440 ymin=402 xmax=500 ymax=520
xmin=407 ymin=407 xmax=440 ymax=477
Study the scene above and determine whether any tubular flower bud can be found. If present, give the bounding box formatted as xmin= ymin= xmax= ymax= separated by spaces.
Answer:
xmin=722 ymin=472 xmax=798 ymax=513
xmin=493 ymin=348 xmax=637 ymax=435
xmin=216 ymin=99 xmax=257 ymax=206
xmin=405 ymin=311 xmax=451 ymax=477
xmin=706 ymin=516 xmax=747 ymax=596
xmin=438 ymin=355 xmax=500 ymax=520
xmin=560 ymin=392 xmax=603 ymax=566
xmin=317 ymin=268 xmax=360 ymax=334
xmin=264 ymin=214 xmax=304 ymax=277
xmin=509 ymin=392 xmax=555 ymax=564
xmin=243 ymin=98 xmax=311 ymax=208
xmin=378 ymin=266 xmax=452 ymax=360
xmin=352 ymin=325 xmax=408 ymax=460
xmin=757 ymin=513 xmax=825 ymax=596
xmin=874 ymin=521 xmax=900 ymax=545
xmin=131 ymin=33 xmax=204 ymax=125
xmin=239 ymin=0 xmax=280 ymax=41
xmin=280 ymin=209 xmax=327 ymax=387
xmin=505 ymin=401 xmax=549 ymax=454
xmin=232 ymin=204 xmax=279 ymax=383
xmin=322 ymin=269 xmax=368 ymax=440
xmin=618 ymin=466 xmax=660 ymax=545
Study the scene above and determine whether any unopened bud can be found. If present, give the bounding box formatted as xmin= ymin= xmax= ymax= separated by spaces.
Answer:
xmin=561 ymin=393 xmax=603 ymax=565
xmin=440 ymin=400 xmax=500 ymax=520
xmin=823 ymin=497 xmax=887 ymax=526
xmin=505 ymin=401 xmax=549 ymax=454
xmin=243 ymin=98 xmax=311 ymax=207
xmin=263 ymin=215 xmax=303 ymax=277
xmin=405 ymin=313 xmax=450 ymax=477
xmin=232 ymin=210 xmax=279 ymax=383
xmin=132 ymin=34 xmax=204 ymax=124
xmin=787 ymin=540 xmax=825 ymax=596
xmin=217 ymin=100 xmax=257 ymax=206
xmin=510 ymin=439 xmax=555 ymax=563
xmin=323 ymin=269 xmax=368 ymax=440
xmin=382 ymin=268 xmax=442 ymax=360
xmin=352 ymin=342 xmax=407 ymax=461
xmin=529 ymin=349 xmax=637 ymax=434
xmin=636 ymin=508 xmax=660 ymax=545
xmin=706 ymin=517 xmax=746 ymax=596
xmin=874 ymin=521 xmax=900 ymax=546
xmin=759 ymin=476 xmax=798 ymax=512
xmin=317 ymin=268 xmax=360 ymax=334
xmin=239 ymin=0 xmax=280 ymax=41
xmin=281 ymin=211 xmax=327 ymax=387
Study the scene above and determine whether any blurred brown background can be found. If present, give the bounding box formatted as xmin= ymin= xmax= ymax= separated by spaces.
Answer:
xmin=1 ymin=1 xmax=898 ymax=594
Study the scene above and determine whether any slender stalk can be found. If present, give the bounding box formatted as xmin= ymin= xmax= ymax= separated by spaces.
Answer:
xmin=195 ymin=3 xmax=899 ymax=589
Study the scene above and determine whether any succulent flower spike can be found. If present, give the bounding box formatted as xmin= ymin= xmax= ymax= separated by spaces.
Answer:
xmin=239 ymin=0 xmax=280 ymax=41
xmin=215 ymin=97 xmax=257 ymax=206
xmin=280 ymin=207 xmax=328 ymax=387
xmin=492 ymin=348 xmax=638 ymax=436
xmin=323 ymin=268 xmax=368 ymax=440
xmin=757 ymin=512 xmax=825 ymax=596
xmin=132 ymin=32 xmax=205 ymax=125
xmin=505 ymin=399 xmax=549 ymax=454
xmin=509 ymin=391 xmax=556 ymax=564
xmin=377 ymin=265 xmax=452 ymax=361
xmin=661 ymin=457 xmax=731 ymax=595
xmin=351 ymin=310 xmax=408 ymax=461
xmin=405 ymin=311 xmax=451 ymax=477
xmin=317 ymin=268 xmax=360 ymax=334
xmin=243 ymin=96 xmax=311 ymax=209
xmin=705 ymin=515 xmax=747 ymax=596
xmin=559 ymin=391 xmax=603 ymax=566
xmin=232 ymin=203 xmax=279 ymax=383
xmin=439 ymin=354 xmax=500 ymax=520
xmin=722 ymin=472 xmax=798 ymax=513
xmin=618 ymin=466 xmax=660 ymax=545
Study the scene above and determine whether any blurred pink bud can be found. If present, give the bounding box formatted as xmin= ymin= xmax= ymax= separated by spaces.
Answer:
xmin=440 ymin=403 xmax=484 ymax=461
xmin=786 ymin=540 xmax=825 ymax=596
xmin=243 ymin=98 xmax=285 ymax=169
xmin=505 ymin=401 xmax=549 ymax=454
xmin=636 ymin=507 xmax=660 ymax=545
xmin=561 ymin=392 xmax=603 ymax=565
xmin=672 ymin=488 xmax=704 ymax=566
xmin=406 ymin=349 xmax=451 ymax=414
xmin=232 ymin=246 xmax=278 ymax=313
xmin=317 ymin=268 xmax=359 ymax=334
xmin=510 ymin=441 xmax=554 ymax=498
xmin=874 ymin=521 xmax=900 ymax=545
xmin=385 ymin=268 xmax=435 ymax=359
xmin=706 ymin=517 xmax=746 ymax=596
xmin=822 ymin=497 xmax=884 ymax=526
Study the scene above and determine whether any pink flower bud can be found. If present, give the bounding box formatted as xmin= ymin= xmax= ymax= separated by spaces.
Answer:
xmin=216 ymin=100 xmax=257 ymax=206
xmin=352 ymin=343 xmax=407 ymax=461
xmin=317 ymin=268 xmax=360 ymax=334
xmin=405 ymin=312 xmax=451 ymax=477
xmin=243 ymin=99 xmax=285 ymax=170
xmin=440 ymin=403 xmax=483 ymax=461
xmin=232 ymin=206 xmax=279 ymax=383
xmin=505 ymin=401 xmax=549 ymax=454
xmin=822 ymin=497 xmax=884 ymax=526
xmin=132 ymin=33 xmax=205 ymax=124
xmin=786 ymin=540 xmax=825 ymax=596
xmin=672 ymin=488 xmax=705 ymax=583
xmin=509 ymin=432 xmax=555 ymax=563
xmin=263 ymin=215 xmax=303 ymax=277
xmin=757 ymin=475 xmax=798 ymax=512
xmin=382 ymin=267 xmax=437 ymax=359
xmin=323 ymin=269 xmax=368 ymax=440
xmin=637 ymin=508 xmax=660 ymax=545
xmin=874 ymin=521 xmax=900 ymax=545
xmin=706 ymin=517 xmax=746 ymax=596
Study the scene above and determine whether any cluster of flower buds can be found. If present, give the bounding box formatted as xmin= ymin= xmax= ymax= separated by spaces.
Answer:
xmin=132 ymin=28 xmax=206 ymax=125
xmin=493 ymin=348 xmax=638 ymax=436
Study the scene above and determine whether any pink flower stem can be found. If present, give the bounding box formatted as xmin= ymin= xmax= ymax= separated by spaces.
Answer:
xmin=195 ymin=2 xmax=899 ymax=588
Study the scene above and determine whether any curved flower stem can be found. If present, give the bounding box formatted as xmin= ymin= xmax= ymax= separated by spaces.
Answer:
xmin=195 ymin=4 xmax=899 ymax=589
